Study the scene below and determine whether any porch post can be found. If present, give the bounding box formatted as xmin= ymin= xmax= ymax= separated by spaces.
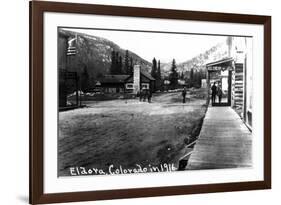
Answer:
xmin=206 ymin=66 xmax=210 ymax=105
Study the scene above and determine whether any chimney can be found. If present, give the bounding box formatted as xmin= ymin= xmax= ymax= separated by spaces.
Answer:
xmin=133 ymin=65 xmax=141 ymax=94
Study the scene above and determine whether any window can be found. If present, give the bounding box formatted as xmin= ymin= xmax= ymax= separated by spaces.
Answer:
xmin=141 ymin=83 xmax=149 ymax=89
xmin=125 ymin=83 xmax=133 ymax=89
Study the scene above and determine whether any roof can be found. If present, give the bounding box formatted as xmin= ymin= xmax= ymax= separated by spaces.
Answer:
xmin=206 ymin=57 xmax=234 ymax=68
xmin=99 ymin=75 xmax=130 ymax=84
xmin=99 ymin=68 xmax=155 ymax=84
xmin=140 ymin=70 xmax=155 ymax=81
xmin=125 ymin=71 xmax=155 ymax=83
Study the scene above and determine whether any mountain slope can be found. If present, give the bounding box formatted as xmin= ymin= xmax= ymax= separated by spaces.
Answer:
xmin=59 ymin=28 xmax=152 ymax=80
xmin=178 ymin=42 xmax=228 ymax=71
xmin=161 ymin=42 xmax=229 ymax=77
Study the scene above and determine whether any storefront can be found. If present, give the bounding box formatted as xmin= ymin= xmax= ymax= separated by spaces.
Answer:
xmin=206 ymin=37 xmax=253 ymax=129
xmin=206 ymin=58 xmax=234 ymax=106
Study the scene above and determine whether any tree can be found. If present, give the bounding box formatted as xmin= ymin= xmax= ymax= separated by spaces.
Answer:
xmin=157 ymin=60 xmax=161 ymax=79
xmin=124 ymin=50 xmax=130 ymax=74
xmin=118 ymin=55 xmax=123 ymax=74
xmin=129 ymin=57 xmax=134 ymax=74
xmin=190 ymin=68 xmax=194 ymax=87
xmin=81 ymin=66 xmax=89 ymax=92
xmin=169 ymin=59 xmax=178 ymax=89
xmin=193 ymin=70 xmax=198 ymax=87
xmin=110 ymin=51 xmax=124 ymax=74
xmin=156 ymin=60 xmax=162 ymax=91
xmin=180 ymin=71 xmax=184 ymax=80
xmin=151 ymin=58 xmax=157 ymax=79
xmin=195 ymin=69 xmax=204 ymax=88
xmin=97 ymin=72 xmax=104 ymax=79
xmin=110 ymin=50 xmax=116 ymax=74
xmin=115 ymin=52 xmax=120 ymax=73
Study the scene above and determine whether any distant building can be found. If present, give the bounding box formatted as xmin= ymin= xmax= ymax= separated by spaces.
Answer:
xmin=201 ymin=79 xmax=207 ymax=88
xmin=125 ymin=65 xmax=156 ymax=93
xmin=98 ymin=75 xmax=130 ymax=93
xmin=177 ymin=79 xmax=186 ymax=86
xmin=98 ymin=65 xmax=155 ymax=93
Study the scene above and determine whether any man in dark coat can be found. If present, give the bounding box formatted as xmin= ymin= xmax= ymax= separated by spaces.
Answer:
xmin=211 ymin=82 xmax=217 ymax=104
xmin=217 ymin=85 xmax=223 ymax=104
xmin=182 ymin=87 xmax=187 ymax=103
xmin=139 ymin=89 xmax=143 ymax=102
xmin=139 ymin=88 xmax=145 ymax=102
xmin=148 ymin=89 xmax=152 ymax=103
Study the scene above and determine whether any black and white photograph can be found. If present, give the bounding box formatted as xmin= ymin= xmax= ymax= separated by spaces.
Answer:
xmin=58 ymin=27 xmax=253 ymax=177
xmin=1 ymin=0 xmax=276 ymax=203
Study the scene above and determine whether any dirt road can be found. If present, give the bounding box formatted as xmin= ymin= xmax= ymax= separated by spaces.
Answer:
xmin=58 ymin=90 xmax=207 ymax=176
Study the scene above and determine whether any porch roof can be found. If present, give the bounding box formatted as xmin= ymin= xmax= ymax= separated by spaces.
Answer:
xmin=99 ymin=75 xmax=130 ymax=84
xmin=206 ymin=57 xmax=234 ymax=70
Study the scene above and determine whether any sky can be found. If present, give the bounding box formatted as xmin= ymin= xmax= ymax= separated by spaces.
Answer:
xmin=64 ymin=28 xmax=227 ymax=64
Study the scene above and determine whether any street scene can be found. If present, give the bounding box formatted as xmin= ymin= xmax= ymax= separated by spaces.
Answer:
xmin=58 ymin=28 xmax=253 ymax=176
xmin=59 ymin=90 xmax=207 ymax=176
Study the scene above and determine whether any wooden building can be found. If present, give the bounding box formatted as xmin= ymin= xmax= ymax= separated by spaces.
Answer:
xmin=58 ymin=29 xmax=79 ymax=108
xmin=125 ymin=69 xmax=156 ymax=92
xmin=98 ymin=75 xmax=130 ymax=93
xmin=206 ymin=37 xmax=253 ymax=129
xmin=98 ymin=65 xmax=155 ymax=93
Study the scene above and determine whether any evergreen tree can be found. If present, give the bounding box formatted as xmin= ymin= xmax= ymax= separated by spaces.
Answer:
xmin=196 ymin=69 xmax=203 ymax=87
xmin=169 ymin=59 xmax=178 ymax=89
xmin=156 ymin=60 xmax=162 ymax=90
xmin=111 ymin=52 xmax=121 ymax=74
xmin=81 ymin=66 xmax=89 ymax=92
xmin=129 ymin=57 xmax=134 ymax=74
xmin=124 ymin=50 xmax=130 ymax=74
xmin=115 ymin=52 xmax=119 ymax=73
xmin=157 ymin=60 xmax=161 ymax=80
xmin=97 ymin=72 xmax=104 ymax=79
xmin=110 ymin=50 xmax=116 ymax=74
xmin=118 ymin=55 xmax=123 ymax=74
xmin=190 ymin=68 xmax=194 ymax=87
xmin=110 ymin=51 xmax=123 ymax=74
xmin=151 ymin=58 xmax=157 ymax=79
xmin=180 ymin=71 xmax=184 ymax=79
xmin=192 ymin=69 xmax=202 ymax=88
xmin=193 ymin=71 xmax=198 ymax=87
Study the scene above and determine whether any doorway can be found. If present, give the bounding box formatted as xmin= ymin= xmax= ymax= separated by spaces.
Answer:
xmin=209 ymin=70 xmax=232 ymax=106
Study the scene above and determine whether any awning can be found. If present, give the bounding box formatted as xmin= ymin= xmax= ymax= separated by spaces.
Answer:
xmin=206 ymin=57 xmax=234 ymax=71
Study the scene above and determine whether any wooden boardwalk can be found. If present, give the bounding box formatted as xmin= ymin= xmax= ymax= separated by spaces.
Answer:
xmin=187 ymin=106 xmax=252 ymax=170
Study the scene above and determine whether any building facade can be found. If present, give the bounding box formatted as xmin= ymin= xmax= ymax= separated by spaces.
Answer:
xmin=97 ymin=65 xmax=155 ymax=94
xmin=206 ymin=37 xmax=253 ymax=129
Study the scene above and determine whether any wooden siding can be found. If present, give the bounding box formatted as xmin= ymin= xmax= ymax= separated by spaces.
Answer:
xmin=232 ymin=63 xmax=244 ymax=116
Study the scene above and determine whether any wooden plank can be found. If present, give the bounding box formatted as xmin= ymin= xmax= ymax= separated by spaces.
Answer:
xmin=187 ymin=106 xmax=252 ymax=170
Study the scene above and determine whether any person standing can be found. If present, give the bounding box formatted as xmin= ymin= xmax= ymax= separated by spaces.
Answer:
xmin=211 ymin=82 xmax=217 ymax=104
xmin=148 ymin=89 xmax=152 ymax=103
xmin=182 ymin=87 xmax=187 ymax=103
xmin=139 ymin=89 xmax=143 ymax=102
xmin=217 ymin=85 xmax=223 ymax=104
xmin=143 ymin=88 xmax=147 ymax=102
